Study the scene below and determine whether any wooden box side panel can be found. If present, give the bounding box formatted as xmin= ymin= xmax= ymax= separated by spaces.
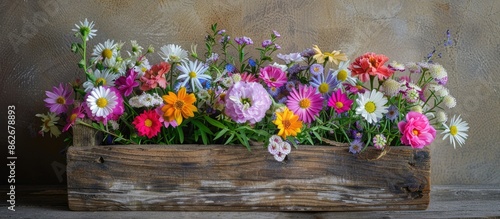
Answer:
xmin=66 ymin=145 xmax=430 ymax=211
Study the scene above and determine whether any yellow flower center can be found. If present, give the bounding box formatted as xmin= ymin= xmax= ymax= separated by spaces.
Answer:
xmin=313 ymin=66 xmax=320 ymax=72
xmin=318 ymin=83 xmax=329 ymax=94
xmin=141 ymin=67 xmax=147 ymax=72
xmin=356 ymin=85 xmax=363 ymax=90
xmin=70 ymin=113 xmax=78 ymax=122
xmin=189 ymin=71 xmax=197 ymax=78
xmin=174 ymin=100 xmax=184 ymax=110
xmin=335 ymin=101 xmax=344 ymax=109
xmin=270 ymin=77 xmax=277 ymax=82
xmin=413 ymin=129 xmax=420 ymax=136
xmin=369 ymin=57 xmax=377 ymax=67
xmin=144 ymin=119 xmax=153 ymax=127
xmin=56 ymin=96 xmax=66 ymax=104
xmin=365 ymin=101 xmax=376 ymax=113
xmin=337 ymin=69 xmax=348 ymax=81
xmin=299 ymin=99 xmax=311 ymax=109
xmin=450 ymin=125 xmax=458 ymax=136
xmin=95 ymin=77 xmax=106 ymax=85
xmin=282 ymin=120 xmax=291 ymax=129
xmin=102 ymin=48 xmax=113 ymax=59
xmin=96 ymin=97 xmax=108 ymax=108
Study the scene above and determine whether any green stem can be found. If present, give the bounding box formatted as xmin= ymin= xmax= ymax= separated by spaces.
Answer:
xmin=77 ymin=120 xmax=137 ymax=144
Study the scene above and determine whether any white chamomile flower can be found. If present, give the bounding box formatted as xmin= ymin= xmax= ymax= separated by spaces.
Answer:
xmin=83 ymin=69 xmax=119 ymax=92
xmin=86 ymin=86 xmax=118 ymax=118
xmin=177 ymin=60 xmax=211 ymax=92
xmin=332 ymin=60 xmax=356 ymax=86
xmin=104 ymin=57 xmax=127 ymax=75
xmin=436 ymin=87 xmax=449 ymax=97
xmin=130 ymin=40 xmax=143 ymax=55
xmin=72 ymin=18 xmax=97 ymax=41
xmin=442 ymin=115 xmax=469 ymax=148
xmin=355 ymin=90 xmax=388 ymax=124
xmin=133 ymin=57 xmax=151 ymax=78
xmin=159 ymin=44 xmax=188 ymax=63
xmin=91 ymin=39 xmax=118 ymax=64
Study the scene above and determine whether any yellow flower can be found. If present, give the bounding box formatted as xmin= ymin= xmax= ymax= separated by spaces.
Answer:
xmin=161 ymin=87 xmax=197 ymax=125
xmin=273 ymin=107 xmax=303 ymax=139
xmin=312 ymin=45 xmax=347 ymax=65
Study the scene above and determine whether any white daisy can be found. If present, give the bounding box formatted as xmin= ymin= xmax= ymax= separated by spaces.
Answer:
xmin=104 ymin=57 xmax=127 ymax=75
xmin=442 ymin=115 xmax=469 ymax=148
xmin=91 ymin=39 xmax=117 ymax=64
xmin=86 ymin=86 xmax=119 ymax=118
xmin=132 ymin=57 xmax=151 ymax=78
xmin=355 ymin=90 xmax=388 ymax=124
xmin=130 ymin=40 xmax=143 ymax=55
xmin=176 ymin=60 xmax=211 ymax=92
xmin=270 ymin=62 xmax=288 ymax=72
xmin=83 ymin=69 xmax=119 ymax=92
xmin=332 ymin=60 xmax=356 ymax=86
xmin=72 ymin=18 xmax=97 ymax=41
xmin=35 ymin=112 xmax=61 ymax=137
xmin=159 ymin=44 xmax=188 ymax=63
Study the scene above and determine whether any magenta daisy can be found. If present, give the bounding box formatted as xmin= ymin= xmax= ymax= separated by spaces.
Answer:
xmin=44 ymin=83 xmax=74 ymax=115
xmin=327 ymin=89 xmax=353 ymax=114
xmin=62 ymin=104 xmax=85 ymax=132
xmin=287 ymin=85 xmax=324 ymax=123
xmin=259 ymin=66 xmax=287 ymax=88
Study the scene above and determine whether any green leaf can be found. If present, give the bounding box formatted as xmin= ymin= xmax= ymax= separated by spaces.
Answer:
xmin=71 ymin=43 xmax=78 ymax=53
xmin=224 ymin=133 xmax=235 ymax=145
xmin=214 ymin=128 xmax=229 ymax=140
xmin=91 ymin=122 xmax=100 ymax=130
xmin=77 ymin=59 xmax=86 ymax=68
xmin=177 ymin=127 xmax=184 ymax=144
xmin=312 ymin=131 xmax=322 ymax=143
xmin=191 ymin=120 xmax=214 ymax=135
xmin=203 ymin=116 xmax=226 ymax=129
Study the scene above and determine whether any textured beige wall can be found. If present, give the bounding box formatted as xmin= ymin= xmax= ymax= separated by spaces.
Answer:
xmin=1 ymin=0 xmax=498 ymax=185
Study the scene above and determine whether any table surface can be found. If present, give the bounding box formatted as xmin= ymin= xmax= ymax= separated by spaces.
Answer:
xmin=1 ymin=185 xmax=499 ymax=219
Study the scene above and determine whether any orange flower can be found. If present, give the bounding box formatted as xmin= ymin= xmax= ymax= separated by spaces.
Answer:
xmin=273 ymin=107 xmax=302 ymax=139
xmin=161 ymin=87 xmax=197 ymax=125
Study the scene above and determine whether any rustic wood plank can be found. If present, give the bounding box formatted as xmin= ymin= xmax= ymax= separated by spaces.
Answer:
xmin=1 ymin=185 xmax=498 ymax=218
xmin=66 ymin=144 xmax=430 ymax=211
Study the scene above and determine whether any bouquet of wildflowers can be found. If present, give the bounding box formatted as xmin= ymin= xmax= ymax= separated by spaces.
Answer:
xmin=37 ymin=20 xmax=469 ymax=161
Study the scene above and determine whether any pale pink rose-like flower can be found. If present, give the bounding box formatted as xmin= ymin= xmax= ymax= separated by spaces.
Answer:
xmin=398 ymin=111 xmax=436 ymax=149
xmin=224 ymin=82 xmax=272 ymax=124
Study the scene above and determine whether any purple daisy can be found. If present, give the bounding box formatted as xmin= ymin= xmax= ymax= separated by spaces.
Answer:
xmin=286 ymin=85 xmax=323 ymax=124
xmin=349 ymin=139 xmax=365 ymax=154
xmin=44 ymin=83 xmax=74 ymax=115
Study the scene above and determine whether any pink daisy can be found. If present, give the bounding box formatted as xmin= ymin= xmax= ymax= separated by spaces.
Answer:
xmin=286 ymin=85 xmax=323 ymax=123
xmin=259 ymin=66 xmax=287 ymax=88
xmin=327 ymin=89 xmax=353 ymax=114
xmin=240 ymin=72 xmax=258 ymax=83
xmin=132 ymin=110 xmax=162 ymax=138
xmin=62 ymin=104 xmax=85 ymax=132
xmin=44 ymin=83 xmax=74 ymax=115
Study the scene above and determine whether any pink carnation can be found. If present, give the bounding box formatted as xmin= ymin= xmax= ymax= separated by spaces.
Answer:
xmin=349 ymin=52 xmax=394 ymax=82
xmin=140 ymin=62 xmax=170 ymax=91
xmin=224 ymin=82 xmax=272 ymax=124
xmin=398 ymin=111 xmax=436 ymax=149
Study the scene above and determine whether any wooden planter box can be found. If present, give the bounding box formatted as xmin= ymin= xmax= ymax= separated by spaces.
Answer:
xmin=66 ymin=124 xmax=430 ymax=211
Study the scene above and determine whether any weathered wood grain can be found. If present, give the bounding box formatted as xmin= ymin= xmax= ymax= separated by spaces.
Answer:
xmin=66 ymin=144 xmax=430 ymax=211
